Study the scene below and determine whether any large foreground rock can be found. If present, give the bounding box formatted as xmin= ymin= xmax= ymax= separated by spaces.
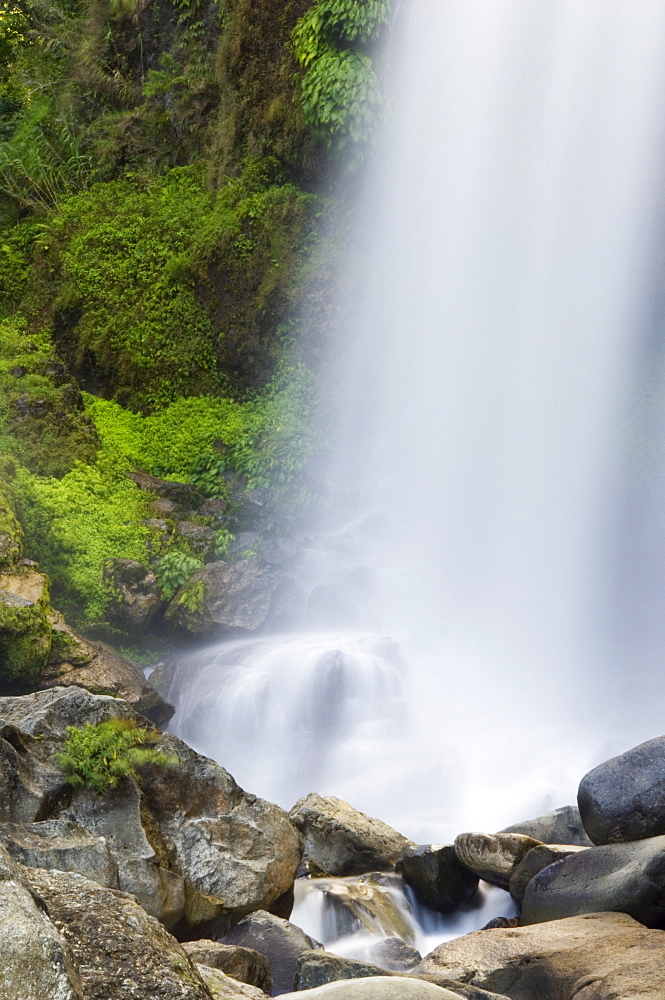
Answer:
xmin=0 ymin=845 xmax=82 ymax=1000
xmin=165 ymin=559 xmax=281 ymax=635
xmin=578 ymin=736 xmax=665 ymax=844
xmin=24 ymin=866 xmax=212 ymax=999
xmin=281 ymin=980 xmax=474 ymax=1000
xmin=399 ymin=845 xmax=479 ymax=912
xmin=453 ymin=833 xmax=540 ymax=889
xmin=501 ymin=805 xmax=592 ymax=847
xmin=289 ymin=794 xmax=414 ymax=876
xmin=415 ymin=911 xmax=665 ymax=999
xmin=221 ymin=910 xmax=321 ymax=995
xmin=521 ymin=835 xmax=665 ymax=926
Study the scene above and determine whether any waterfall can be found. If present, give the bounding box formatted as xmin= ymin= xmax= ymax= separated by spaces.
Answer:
xmin=168 ymin=2 xmax=665 ymax=844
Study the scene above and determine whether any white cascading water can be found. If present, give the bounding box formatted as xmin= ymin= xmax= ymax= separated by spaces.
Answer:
xmin=168 ymin=0 xmax=665 ymax=897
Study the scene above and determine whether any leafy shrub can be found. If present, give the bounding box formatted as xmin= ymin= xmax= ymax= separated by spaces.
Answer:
xmin=55 ymin=718 xmax=176 ymax=794
xmin=155 ymin=551 xmax=203 ymax=600
xmin=292 ymin=0 xmax=390 ymax=150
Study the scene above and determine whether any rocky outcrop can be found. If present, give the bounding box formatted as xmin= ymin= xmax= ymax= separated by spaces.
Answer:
xmin=399 ymin=845 xmax=479 ymax=912
xmin=520 ymin=835 xmax=665 ymax=926
xmin=24 ymin=866 xmax=213 ymax=1000
xmin=453 ymin=833 xmax=540 ymax=889
xmin=415 ymin=911 xmax=665 ymax=999
xmin=501 ymin=804 xmax=592 ymax=846
xmin=289 ymin=794 xmax=414 ymax=876
xmin=0 ymin=844 xmax=83 ymax=1000
xmin=221 ymin=910 xmax=322 ymax=995
xmin=508 ymin=843 xmax=587 ymax=904
xmin=165 ymin=559 xmax=282 ymax=636
xmin=578 ymin=736 xmax=665 ymax=844
xmin=182 ymin=942 xmax=273 ymax=994
xmin=43 ymin=621 xmax=173 ymax=725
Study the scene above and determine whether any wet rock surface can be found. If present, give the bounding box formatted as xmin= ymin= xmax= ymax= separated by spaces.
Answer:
xmin=289 ymin=794 xmax=414 ymax=876
xmin=399 ymin=845 xmax=479 ymax=912
xmin=578 ymin=736 xmax=665 ymax=844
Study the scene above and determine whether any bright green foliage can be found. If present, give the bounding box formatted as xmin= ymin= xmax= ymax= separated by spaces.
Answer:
xmin=155 ymin=551 xmax=203 ymax=600
xmin=55 ymin=718 xmax=176 ymax=795
xmin=292 ymin=0 xmax=390 ymax=150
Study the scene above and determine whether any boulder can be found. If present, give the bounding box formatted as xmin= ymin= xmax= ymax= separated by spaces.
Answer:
xmin=295 ymin=951 xmax=393 ymax=991
xmin=280 ymin=980 xmax=471 ymax=1000
xmin=194 ymin=965 xmax=268 ymax=999
xmin=43 ymin=623 xmax=174 ymax=725
xmin=182 ymin=942 xmax=273 ymax=994
xmin=24 ymin=866 xmax=213 ymax=1000
xmin=139 ymin=731 xmax=303 ymax=932
xmin=508 ymin=844 xmax=587 ymax=905
xmin=399 ymin=845 xmax=479 ymax=912
xmin=0 ymin=844 xmax=83 ymax=1000
xmin=520 ymin=835 xmax=665 ymax=926
xmin=0 ymin=818 xmax=119 ymax=888
xmin=165 ymin=559 xmax=282 ymax=635
xmin=366 ymin=938 xmax=421 ymax=972
xmin=415 ymin=910 xmax=665 ymax=999
xmin=289 ymin=794 xmax=414 ymax=876
xmin=501 ymin=805 xmax=592 ymax=846
xmin=102 ymin=559 xmax=163 ymax=631
xmin=175 ymin=522 xmax=217 ymax=558
xmin=221 ymin=910 xmax=322 ymax=995
xmin=0 ymin=720 xmax=67 ymax=823
xmin=0 ymin=569 xmax=52 ymax=686
xmin=453 ymin=833 xmax=541 ymax=889
xmin=578 ymin=736 xmax=665 ymax=844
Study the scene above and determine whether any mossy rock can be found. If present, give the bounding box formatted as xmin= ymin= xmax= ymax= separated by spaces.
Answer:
xmin=0 ymin=569 xmax=53 ymax=688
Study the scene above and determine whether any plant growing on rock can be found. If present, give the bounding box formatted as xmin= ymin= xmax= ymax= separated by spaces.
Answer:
xmin=55 ymin=718 xmax=176 ymax=794
xmin=155 ymin=551 xmax=203 ymax=600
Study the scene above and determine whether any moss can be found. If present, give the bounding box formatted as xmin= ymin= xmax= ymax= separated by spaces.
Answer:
xmin=0 ymin=570 xmax=53 ymax=688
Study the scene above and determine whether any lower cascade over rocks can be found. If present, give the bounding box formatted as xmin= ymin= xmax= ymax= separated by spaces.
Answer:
xmin=221 ymin=909 xmax=322 ymax=996
xmin=452 ymin=833 xmax=540 ymax=889
xmin=520 ymin=835 xmax=665 ymax=926
xmin=415 ymin=911 xmax=665 ymax=999
xmin=398 ymin=844 xmax=479 ymax=912
xmin=577 ymin=736 xmax=665 ymax=844
xmin=289 ymin=793 xmax=415 ymax=876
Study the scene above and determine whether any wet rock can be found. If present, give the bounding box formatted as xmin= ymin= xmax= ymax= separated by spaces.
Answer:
xmin=182 ymin=941 xmax=273 ymax=994
xmin=102 ymin=559 xmax=163 ymax=631
xmin=43 ymin=623 xmax=173 ymax=725
xmin=415 ymin=911 xmax=665 ymax=998
xmin=501 ymin=804 xmax=592 ymax=846
xmin=366 ymin=938 xmax=422 ymax=972
xmin=453 ymin=833 xmax=541 ymax=889
xmin=0 ymin=569 xmax=52 ymax=687
xmin=306 ymin=876 xmax=415 ymax=943
xmin=195 ymin=964 xmax=268 ymax=999
xmin=399 ymin=845 xmax=479 ymax=912
xmin=521 ymin=834 xmax=665 ymax=926
xmin=281 ymin=980 xmax=472 ymax=1000
xmin=290 ymin=794 xmax=414 ymax=876
xmin=578 ymin=735 xmax=665 ymax=844
xmin=140 ymin=732 xmax=303 ymax=932
xmin=221 ymin=910 xmax=321 ymax=995
xmin=0 ymin=844 xmax=83 ymax=1000
xmin=24 ymin=867 xmax=212 ymax=1000
xmin=508 ymin=843 xmax=587 ymax=905
xmin=295 ymin=951 xmax=393 ymax=991
xmin=165 ymin=559 xmax=282 ymax=635
xmin=127 ymin=470 xmax=203 ymax=508
xmin=0 ymin=818 xmax=118 ymax=887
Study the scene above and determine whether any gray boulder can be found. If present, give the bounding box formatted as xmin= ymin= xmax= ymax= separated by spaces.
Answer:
xmin=195 ymin=965 xmax=268 ymax=999
xmin=578 ymin=736 xmax=665 ymax=844
xmin=415 ymin=910 xmax=665 ymax=999
xmin=24 ymin=866 xmax=212 ymax=1000
xmin=281 ymin=980 xmax=472 ymax=1000
xmin=453 ymin=833 xmax=540 ymax=889
xmin=501 ymin=804 xmax=592 ymax=846
xmin=165 ymin=559 xmax=282 ymax=635
xmin=0 ymin=818 xmax=118 ymax=888
xmin=289 ymin=794 xmax=414 ymax=876
xmin=182 ymin=942 xmax=273 ymax=994
xmin=0 ymin=844 xmax=83 ymax=1000
xmin=521 ymin=835 xmax=665 ymax=926
xmin=367 ymin=938 xmax=421 ymax=972
xmin=399 ymin=845 xmax=479 ymax=912
xmin=295 ymin=951 xmax=393 ymax=991
xmin=221 ymin=909 xmax=322 ymax=995
xmin=508 ymin=844 xmax=587 ymax=905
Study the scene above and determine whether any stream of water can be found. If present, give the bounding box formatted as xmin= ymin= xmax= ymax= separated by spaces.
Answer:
xmin=167 ymin=0 xmax=665 ymax=958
